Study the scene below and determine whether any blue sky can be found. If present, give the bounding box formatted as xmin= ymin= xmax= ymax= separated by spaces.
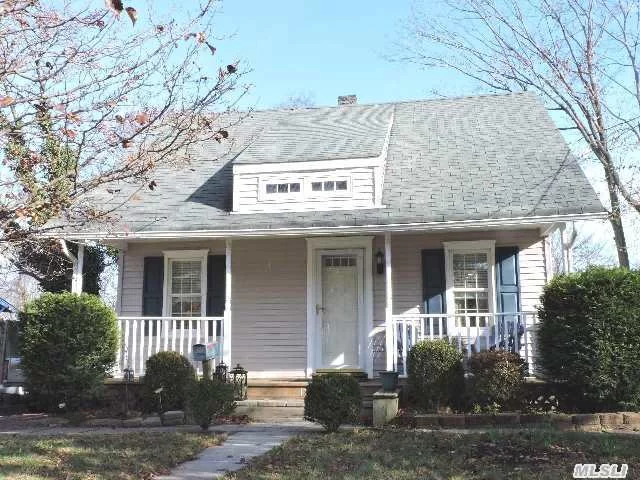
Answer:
xmin=213 ymin=0 xmax=475 ymax=109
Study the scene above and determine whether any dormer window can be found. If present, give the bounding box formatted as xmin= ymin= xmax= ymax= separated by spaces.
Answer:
xmin=266 ymin=182 xmax=301 ymax=194
xmin=311 ymin=180 xmax=348 ymax=192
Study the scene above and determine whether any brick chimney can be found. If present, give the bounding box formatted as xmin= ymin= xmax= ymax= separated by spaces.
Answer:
xmin=338 ymin=95 xmax=357 ymax=105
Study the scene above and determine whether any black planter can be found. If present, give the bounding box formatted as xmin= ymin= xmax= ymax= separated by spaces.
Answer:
xmin=379 ymin=371 xmax=399 ymax=391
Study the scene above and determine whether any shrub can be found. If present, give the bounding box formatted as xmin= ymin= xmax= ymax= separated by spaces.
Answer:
xmin=304 ymin=374 xmax=361 ymax=432
xmin=20 ymin=292 xmax=118 ymax=411
xmin=142 ymin=351 xmax=196 ymax=413
xmin=465 ymin=350 xmax=525 ymax=412
xmin=187 ymin=377 xmax=235 ymax=430
xmin=538 ymin=267 xmax=640 ymax=412
xmin=407 ymin=339 xmax=464 ymax=412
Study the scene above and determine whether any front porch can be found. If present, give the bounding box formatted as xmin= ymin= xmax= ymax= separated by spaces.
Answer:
xmin=105 ymin=229 xmax=547 ymax=380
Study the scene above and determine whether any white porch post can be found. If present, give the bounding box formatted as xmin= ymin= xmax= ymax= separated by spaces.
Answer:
xmin=114 ymin=247 xmax=125 ymax=377
xmin=223 ymin=239 xmax=232 ymax=365
xmin=71 ymin=243 xmax=84 ymax=294
xmin=384 ymin=232 xmax=394 ymax=372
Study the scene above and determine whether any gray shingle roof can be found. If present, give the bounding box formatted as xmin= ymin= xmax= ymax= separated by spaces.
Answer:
xmin=72 ymin=92 xmax=605 ymax=235
xmin=235 ymin=103 xmax=394 ymax=163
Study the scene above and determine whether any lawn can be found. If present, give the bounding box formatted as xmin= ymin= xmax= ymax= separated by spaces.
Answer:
xmin=227 ymin=428 xmax=640 ymax=480
xmin=0 ymin=431 xmax=223 ymax=479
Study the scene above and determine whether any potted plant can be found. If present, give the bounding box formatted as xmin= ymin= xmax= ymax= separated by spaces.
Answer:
xmin=379 ymin=371 xmax=399 ymax=391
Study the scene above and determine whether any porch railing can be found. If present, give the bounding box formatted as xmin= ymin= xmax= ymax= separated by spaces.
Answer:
xmin=391 ymin=312 xmax=538 ymax=377
xmin=116 ymin=316 xmax=224 ymax=377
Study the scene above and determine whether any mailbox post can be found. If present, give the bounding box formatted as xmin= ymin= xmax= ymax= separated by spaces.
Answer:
xmin=192 ymin=343 xmax=217 ymax=379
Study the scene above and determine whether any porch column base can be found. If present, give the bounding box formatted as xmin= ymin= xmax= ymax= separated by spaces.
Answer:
xmin=372 ymin=388 xmax=400 ymax=426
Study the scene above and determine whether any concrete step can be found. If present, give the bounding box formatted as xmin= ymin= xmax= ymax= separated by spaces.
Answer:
xmin=247 ymin=380 xmax=309 ymax=400
xmin=235 ymin=399 xmax=305 ymax=423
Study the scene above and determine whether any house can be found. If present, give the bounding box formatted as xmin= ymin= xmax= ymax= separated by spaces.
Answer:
xmin=60 ymin=92 xmax=605 ymax=383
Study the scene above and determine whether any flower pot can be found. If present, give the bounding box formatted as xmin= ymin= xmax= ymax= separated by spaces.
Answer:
xmin=379 ymin=371 xmax=399 ymax=391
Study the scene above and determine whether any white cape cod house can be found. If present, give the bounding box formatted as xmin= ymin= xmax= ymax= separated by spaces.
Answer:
xmin=61 ymin=92 xmax=605 ymax=382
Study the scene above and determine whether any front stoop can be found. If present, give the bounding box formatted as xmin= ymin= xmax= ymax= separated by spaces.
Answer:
xmin=247 ymin=380 xmax=309 ymax=400
xmin=235 ymin=399 xmax=305 ymax=422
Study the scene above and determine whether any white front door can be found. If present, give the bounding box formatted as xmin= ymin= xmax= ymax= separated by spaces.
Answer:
xmin=316 ymin=250 xmax=364 ymax=369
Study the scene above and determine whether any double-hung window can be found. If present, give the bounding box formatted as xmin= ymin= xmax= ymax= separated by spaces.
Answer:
xmin=444 ymin=241 xmax=495 ymax=329
xmin=163 ymin=250 xmax=208 ymax=321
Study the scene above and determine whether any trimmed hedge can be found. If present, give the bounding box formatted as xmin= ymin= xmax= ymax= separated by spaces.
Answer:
xmin=466 ymin=350 xmax=526 ymax=412
xmin=304 ymin=373 xmax=361 ymax=432
xmin=538 ymin=267 xmax=640 ymax=412
xmin=20 ymin=292 xmax=118 ymax=411
xmin=142 ymin=351 xmax=196 ymax=413
xmin=407 ymin=339 xmax=464 ymax=412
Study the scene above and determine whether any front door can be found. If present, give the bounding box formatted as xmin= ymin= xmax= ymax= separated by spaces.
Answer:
xmin=316 ymin=250 xmax=363 ymax=369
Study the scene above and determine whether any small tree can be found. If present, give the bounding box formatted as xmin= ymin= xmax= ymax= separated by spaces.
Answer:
xmin=20 ymin=292 xmax=118 ymax=411
xmin=538 ymin=267 xmax=640 ymax=411
xmin=407 ymin=340 xmax=464 ymax=412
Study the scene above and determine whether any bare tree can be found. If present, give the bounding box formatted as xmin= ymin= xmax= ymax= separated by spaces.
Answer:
xmin=0 ymin=0 xmax=247 ymax=265
xmin=276 ymin=92 xmax=316 ymax=109
xmin=401 ymin=0 xmax=640 ymax=267
xmin=550 ymin=223 xmax=615 ymax=274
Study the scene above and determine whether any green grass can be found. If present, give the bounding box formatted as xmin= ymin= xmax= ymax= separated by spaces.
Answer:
xmin=0 ymin=431 xmax=223 ymax=479
xmin=227 ymin=428 xmax=640 ymax=480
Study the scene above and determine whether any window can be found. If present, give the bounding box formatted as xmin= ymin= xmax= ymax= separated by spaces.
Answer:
xmin=169 ymin=260 xmax=202 ymax=316
xmin=444 ymin=241 xmax=495 ymax=328
xmin=309 ymin=178 xmax=349 ymax=193
xmin=265 ymin=182 xmax=300 ymax=194
xmin=163 ymin=250 xmax=207 ymax=319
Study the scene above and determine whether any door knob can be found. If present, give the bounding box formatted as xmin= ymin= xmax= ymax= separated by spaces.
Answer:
xmin=316 ymin=304 xmax=325 ymax=314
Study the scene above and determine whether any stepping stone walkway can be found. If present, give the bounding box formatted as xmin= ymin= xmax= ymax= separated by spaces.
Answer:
xmin=156 ymin=422 xmax=319 ymax=480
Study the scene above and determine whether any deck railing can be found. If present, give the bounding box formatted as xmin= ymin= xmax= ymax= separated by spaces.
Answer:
xmin=391 ymin=312 xmax=538 ymax=377
xmin=116 ymin=316 xmax=224 ymax=377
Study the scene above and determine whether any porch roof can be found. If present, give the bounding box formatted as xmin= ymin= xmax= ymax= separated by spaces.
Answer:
xmin=57 ymin=92 xmax=605 ymax=239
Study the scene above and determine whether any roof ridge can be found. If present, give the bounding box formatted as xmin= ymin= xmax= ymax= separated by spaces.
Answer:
xmin=247 ymin=91 xmax=534 ymax=115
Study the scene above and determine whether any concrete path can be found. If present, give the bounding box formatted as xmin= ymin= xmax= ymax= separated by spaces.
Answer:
xmin=156 ymin=422 xmax=319 ymax=480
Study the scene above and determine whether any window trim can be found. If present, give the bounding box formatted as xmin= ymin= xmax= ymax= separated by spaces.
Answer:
xmin=443 ymin=241 xmax=496 ymax=316
xmin=162 ymin=249 xmax=208 ymax=317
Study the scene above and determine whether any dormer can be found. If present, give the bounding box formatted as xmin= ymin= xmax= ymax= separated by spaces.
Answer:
xmin=232 ymin=98 xmax=394 ymax=214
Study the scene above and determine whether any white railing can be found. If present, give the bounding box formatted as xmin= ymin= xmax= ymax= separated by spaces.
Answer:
xmin=391 ymin=312 xmax=538 ymax=377
xmin=116 ymin=316 xmax=224 ymax=377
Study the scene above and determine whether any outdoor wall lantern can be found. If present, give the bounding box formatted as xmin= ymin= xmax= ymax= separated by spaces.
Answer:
xmin=123 ymin=367 xmax=134 ymax=416
xmin=376 ymin=249 xmax=385 ymax=275
xmin=215 ymin=361 xmax=228 ymax=383
xmin=231 ymin=363 xmax=248 ymax=400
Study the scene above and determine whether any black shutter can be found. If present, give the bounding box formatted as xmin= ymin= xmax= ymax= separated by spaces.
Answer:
xmin=495 ymin=246 xmax=522 ymax=352
xmin=207 ymin=255 xmax=226 ymax=336
xmin=495 ymin=247 xmax=521 ymax=314
xmin=142 ymin=257 xmax=164 ymax=316
xmin=422 ymin=249 xmax=446 ymax=314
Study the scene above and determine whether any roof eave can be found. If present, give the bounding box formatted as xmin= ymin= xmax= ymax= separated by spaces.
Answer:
xmin=55 ymin=211 xmax=608 ymax=241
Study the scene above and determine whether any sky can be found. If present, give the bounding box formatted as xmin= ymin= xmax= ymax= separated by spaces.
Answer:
xmin=211 ymin=0 xmax=476 ymax=109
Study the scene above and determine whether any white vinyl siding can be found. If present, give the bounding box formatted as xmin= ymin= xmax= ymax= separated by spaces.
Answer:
xmin=231 ymin=238 xmax=307 ymax=378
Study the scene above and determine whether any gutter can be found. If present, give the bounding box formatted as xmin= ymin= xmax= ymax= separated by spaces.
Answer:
xmin=55 ymin=211 xmax=608 ymax=241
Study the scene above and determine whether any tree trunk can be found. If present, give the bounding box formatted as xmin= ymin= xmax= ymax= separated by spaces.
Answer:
xmin=605 ymin=170 xmax=630 ymax=268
